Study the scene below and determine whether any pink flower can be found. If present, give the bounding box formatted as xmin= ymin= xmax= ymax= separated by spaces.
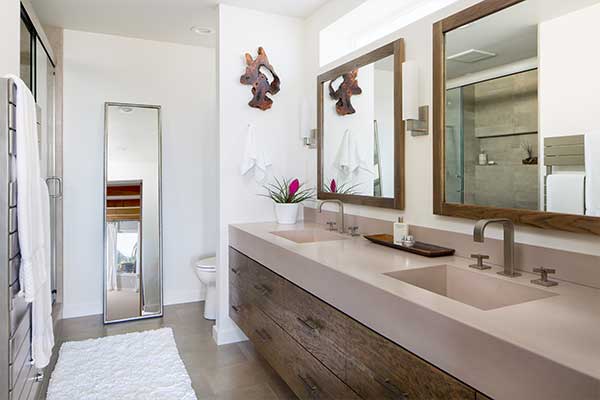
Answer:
xmin=330 ymin=179 xmax=337 ymax=193
xmin=289 ymin=179 xmax=300 ymax=196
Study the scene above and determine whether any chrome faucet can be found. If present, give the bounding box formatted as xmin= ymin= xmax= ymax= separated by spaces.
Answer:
xmin=473 ymin=218 xmax=521 ymax=277
xmin=318 ymin=200 xmax=344 ymax=234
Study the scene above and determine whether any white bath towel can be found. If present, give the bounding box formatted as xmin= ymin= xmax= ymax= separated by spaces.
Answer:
xmin=6 ymin=75 xmax=54 ymax=368
xmin=546 ymin=174 xmax=585 ymax=215
xmin=240 ymin=123 xmax=272 ymax=182
xmin=585 ymin=133 xmax=600 ymax=216
xmin=334 ymin=129 xmax=373 ymax=175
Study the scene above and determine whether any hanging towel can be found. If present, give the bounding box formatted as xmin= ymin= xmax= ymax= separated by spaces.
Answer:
xmin=6 ymin=75 xmax=54 ymax=368
xmin=547 ymin=174 xmax=585 ymax=215
xmin=585 ymin=133 xmax=600 ymax=216
xmin=240 ymin=123 xmax=272 ymax=182
xmin=333 ymin=129 xmax=373 ymax=175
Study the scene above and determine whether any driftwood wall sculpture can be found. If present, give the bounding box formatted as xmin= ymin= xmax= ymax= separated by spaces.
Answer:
xmin=329 ymin=69 xmax=362 ymax=116
xmin=240 ymin=47 xmax=280 ymax=111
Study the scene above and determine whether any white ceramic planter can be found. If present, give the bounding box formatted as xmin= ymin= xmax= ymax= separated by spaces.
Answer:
xmin=274 ymin=203 xmax=300 ymax=224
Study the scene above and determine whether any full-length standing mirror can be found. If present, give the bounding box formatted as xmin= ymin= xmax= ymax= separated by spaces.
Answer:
xmin=104 ymin=103 xmax=163 ymax=323
xmin=433 ymin=0 xmax=600 ymax=235
xmin=318 ymin=39 xmax=405 ymax=209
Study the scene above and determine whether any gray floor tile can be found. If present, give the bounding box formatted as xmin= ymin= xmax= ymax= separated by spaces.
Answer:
xmin=41 ymin=301 xmax=296 ymax=400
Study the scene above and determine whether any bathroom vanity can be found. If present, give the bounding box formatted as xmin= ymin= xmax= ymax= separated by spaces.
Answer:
xmin=228 ymin=222 xmax=600 ymax=400
xmin=229 ymin=247 xmax=479 ymax=399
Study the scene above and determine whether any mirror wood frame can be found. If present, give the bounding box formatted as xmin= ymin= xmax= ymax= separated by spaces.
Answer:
xmin=432 ymin=0 xmax=600 ymax=235
xmin=317 ymin=39 xmax=405 ymax=209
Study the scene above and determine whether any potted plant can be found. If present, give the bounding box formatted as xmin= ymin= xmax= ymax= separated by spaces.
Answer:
xmin=263 ymin=177 xmax=314 ymax=224
xmin=521 ymin=142 xmax=538 ymax=165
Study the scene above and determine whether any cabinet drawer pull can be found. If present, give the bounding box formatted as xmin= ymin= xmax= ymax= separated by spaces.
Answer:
xmin=297 ymin=316 xmax=319 ymax=332
xmin=231 ymin=305 xmax=241 ymax=313
xmin=253 ymin=284 xmax=271 ymax=296
xmin=298 ymin=374 xmax=319 ymax=395
xmin=375 ymin=376 xmax=409 ymax=399
xmin=255 ymin=329 xmax=272 ymax=341
xmin=230 ymin=267 xmax=239 ymax=274
xmin=29 ymin=372 xmax=44 ymax=383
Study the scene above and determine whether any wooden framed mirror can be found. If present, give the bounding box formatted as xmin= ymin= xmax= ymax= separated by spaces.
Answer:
xmin=318 ymin=39 xmax=405 ymax=209
xmin=433 ymin=0 xmax=600 ymax=235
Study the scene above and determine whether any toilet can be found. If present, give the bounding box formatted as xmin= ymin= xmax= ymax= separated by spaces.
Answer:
xmin=195 ymin=257 xmax=217 ymax=320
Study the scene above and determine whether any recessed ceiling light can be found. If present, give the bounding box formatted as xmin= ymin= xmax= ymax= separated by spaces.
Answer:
xmin=119 ymin=107 xmax=134 ymax=114
xmin=191 ymin=26 xmax=213 ymax=36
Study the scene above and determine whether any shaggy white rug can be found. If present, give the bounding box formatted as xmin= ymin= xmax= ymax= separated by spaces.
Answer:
xmin=47 ymin=328 xmax=197 ymax=400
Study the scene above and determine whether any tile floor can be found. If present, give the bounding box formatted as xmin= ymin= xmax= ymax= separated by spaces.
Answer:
xmin=40 ymin=302 xmax=297 ymax=400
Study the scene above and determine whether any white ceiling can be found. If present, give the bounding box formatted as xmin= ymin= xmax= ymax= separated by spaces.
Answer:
xmin=30 ymin=0 xmax=332 ymax=47
xmin=445 ymin=0 xmax=600 ymax=80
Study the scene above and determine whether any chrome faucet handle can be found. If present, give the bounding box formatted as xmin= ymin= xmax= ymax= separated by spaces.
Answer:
xmin=326 ymin=221 xmax=337 ymax=231
xmin=469 ymin=254 xmax=491 ymax=270
xmin=347 ymin=226 xmax=360 ymax=237
xmin=531 ymin=267 xmax=558 ymax=287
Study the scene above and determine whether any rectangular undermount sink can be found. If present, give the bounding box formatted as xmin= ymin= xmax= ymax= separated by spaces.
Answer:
xmin=270 ymin=229 xmax=348 ymax=244
xmin=385 ymin=265 xmax=557 ymax=310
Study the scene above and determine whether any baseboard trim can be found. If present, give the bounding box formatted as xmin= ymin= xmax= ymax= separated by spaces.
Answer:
xmin=212 ymin=324 xmax=247 ymax=345
xmin=164 ymin=288 xmax=206 ymax=306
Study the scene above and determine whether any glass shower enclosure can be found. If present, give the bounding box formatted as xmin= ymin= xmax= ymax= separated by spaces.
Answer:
xmin=445 ymin=87 xmax=464 ymax=204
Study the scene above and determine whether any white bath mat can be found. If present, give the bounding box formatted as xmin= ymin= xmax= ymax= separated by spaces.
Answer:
xmin=47 ymin=328 xmax=197 ymax=400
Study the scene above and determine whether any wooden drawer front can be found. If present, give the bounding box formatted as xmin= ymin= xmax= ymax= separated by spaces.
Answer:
xmin=232 ymin=287 xmax=359 ymax=400
xmin=229 ymin=247 xmax=286 ymax=321
xmin=278 ymin=279 xmax=348 ymax=380
xmin=229 ymin=247 xmax=249 ymax=289
xmin=347 ymin=322 xmax=475 ymax=400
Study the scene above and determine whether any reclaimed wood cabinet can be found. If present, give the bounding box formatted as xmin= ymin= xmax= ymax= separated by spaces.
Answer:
xmin=229 ymin=247 xmax=489 ymax=400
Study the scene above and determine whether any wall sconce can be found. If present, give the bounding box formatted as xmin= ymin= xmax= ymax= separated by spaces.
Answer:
xmin=302 ymin=129 xmax=317 ymax=149
xmin=402 ymin=61 xmax=429 ymax=136
xmin=300 ymin=98 xmax=317 ymax=148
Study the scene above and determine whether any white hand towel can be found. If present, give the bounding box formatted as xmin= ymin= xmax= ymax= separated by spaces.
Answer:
xmin=585 ymin=133 xmax=600 ymax=216
xmin=334 ymin=129 xmax=373 ymax=175
xmin=546 ymin=174 xmax=585 ymax=215
xmin=6 ymin=75 xmax=54 ymax=368
xmin=240 ymin=124 xmax=272 ymax=183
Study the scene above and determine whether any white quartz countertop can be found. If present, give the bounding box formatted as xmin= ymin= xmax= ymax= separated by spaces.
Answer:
xmin=229 ymin=222 xmax=600 ymax=400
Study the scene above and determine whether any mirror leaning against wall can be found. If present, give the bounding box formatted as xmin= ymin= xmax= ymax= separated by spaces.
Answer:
xmin=433 ymin=0 xmax=600 ymax=235
xmin=104 ymin=103 xmax=163 ymax=323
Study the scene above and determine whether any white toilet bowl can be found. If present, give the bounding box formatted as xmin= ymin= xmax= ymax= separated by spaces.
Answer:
xmin=195 ymin=257 xmax=217 ymax=320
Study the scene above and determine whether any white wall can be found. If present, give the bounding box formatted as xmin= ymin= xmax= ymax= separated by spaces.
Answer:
xmin=63 ymin=30 xmax=217 ymax=318
xmin=303 ymin=0 xmax=600 ymax=257
xmin=0 ymin=0 xmax=20 ymax=76
xmin=539 ymin=3 xmax=600 ymax=136
xmin=538 ymin=3 xmax=600 ymax=215
xmin=375 ymin=68 xmax=395 ymax=198
xmin=216 ymin=4 xmax=309 ymax=344
xmin=323 ymin=65 xmax=375 ymax=195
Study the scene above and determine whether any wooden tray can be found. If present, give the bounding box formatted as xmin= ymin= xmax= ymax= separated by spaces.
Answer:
xmin=363 ymin=234 xmax=455 ymax=258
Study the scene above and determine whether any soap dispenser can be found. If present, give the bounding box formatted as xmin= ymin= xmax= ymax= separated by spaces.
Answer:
xmin=393 ymin=217 xmax=409 ymax=245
